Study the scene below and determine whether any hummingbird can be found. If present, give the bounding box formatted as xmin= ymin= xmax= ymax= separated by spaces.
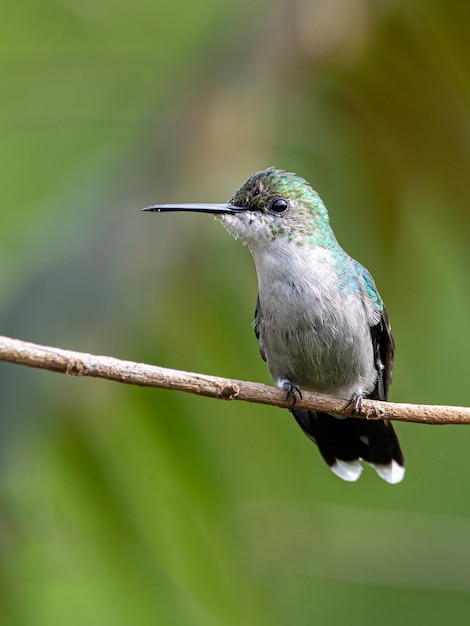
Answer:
xmin=143 ymin=168 xmax=404 ymax=483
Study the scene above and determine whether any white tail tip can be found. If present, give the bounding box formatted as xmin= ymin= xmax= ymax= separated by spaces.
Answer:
xmin=330 ymin=459 xmax=405 ymax=484
xmin=330 ymin=459 xmax=363 ymax=482
xmin=372 ymin=460 xmax=405 ymax=484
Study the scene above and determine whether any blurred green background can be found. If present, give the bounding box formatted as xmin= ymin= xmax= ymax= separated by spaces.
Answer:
xmin=1 ymin=0 xmax=470 ymax=624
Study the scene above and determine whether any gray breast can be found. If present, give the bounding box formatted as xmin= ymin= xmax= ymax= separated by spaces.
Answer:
xmin=254 ymin=247 xmax=377 ymax=398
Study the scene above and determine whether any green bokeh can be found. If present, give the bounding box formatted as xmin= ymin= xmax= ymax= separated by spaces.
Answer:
xmin=1 ymin=1 xmax=470 ymax=624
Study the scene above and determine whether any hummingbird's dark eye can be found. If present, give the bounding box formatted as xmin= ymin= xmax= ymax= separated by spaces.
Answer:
xmin=270 ymin=198 xmax=288 ymax=214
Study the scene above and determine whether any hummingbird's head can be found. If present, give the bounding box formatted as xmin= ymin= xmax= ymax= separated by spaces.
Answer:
xmin=143 ymin=167 xmax=334 ymax=251
xmin=220 ymin=167 xmax=332 ymax=250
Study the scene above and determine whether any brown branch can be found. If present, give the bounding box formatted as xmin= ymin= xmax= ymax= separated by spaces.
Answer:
xmin=0 ymin=334 xmax=468 ymax=425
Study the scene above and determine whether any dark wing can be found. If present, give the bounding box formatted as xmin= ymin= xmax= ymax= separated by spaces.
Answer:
xmin=253 ymin=295 xmax=267 ymax=362
xmin=357 ymin=263 xmax=395 ymax=402
xmin=369 ymin=305 xmax=395 ymax=401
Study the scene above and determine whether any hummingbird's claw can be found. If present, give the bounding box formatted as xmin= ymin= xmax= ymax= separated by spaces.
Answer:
xmin=281 ymin=380 xmax=303 ymax=405
xmin=344 ymin=392 xmax=364 ymax=415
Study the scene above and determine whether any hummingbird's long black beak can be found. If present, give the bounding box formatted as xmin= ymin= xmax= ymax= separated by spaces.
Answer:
xmin=142 ymin=203 xmax=244 ymax=214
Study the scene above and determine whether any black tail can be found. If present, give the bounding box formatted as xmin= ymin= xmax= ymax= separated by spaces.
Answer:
xmin=291 ymin=409 xmax=405 ymax=483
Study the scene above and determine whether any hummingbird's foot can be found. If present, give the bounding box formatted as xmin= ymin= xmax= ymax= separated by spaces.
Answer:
xmin=344 ymin=392 xmax=364 ymax=415
xmin=280 ymin=378 xmax=303 ymax=405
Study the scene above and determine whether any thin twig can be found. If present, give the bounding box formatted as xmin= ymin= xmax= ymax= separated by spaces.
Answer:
xmin=0 ymin=334 xmax=468 ymax=424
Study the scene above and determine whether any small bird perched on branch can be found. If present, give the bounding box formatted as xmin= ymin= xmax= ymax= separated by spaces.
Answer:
xmin=143 ymin=168 xmax=404 ymax=483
